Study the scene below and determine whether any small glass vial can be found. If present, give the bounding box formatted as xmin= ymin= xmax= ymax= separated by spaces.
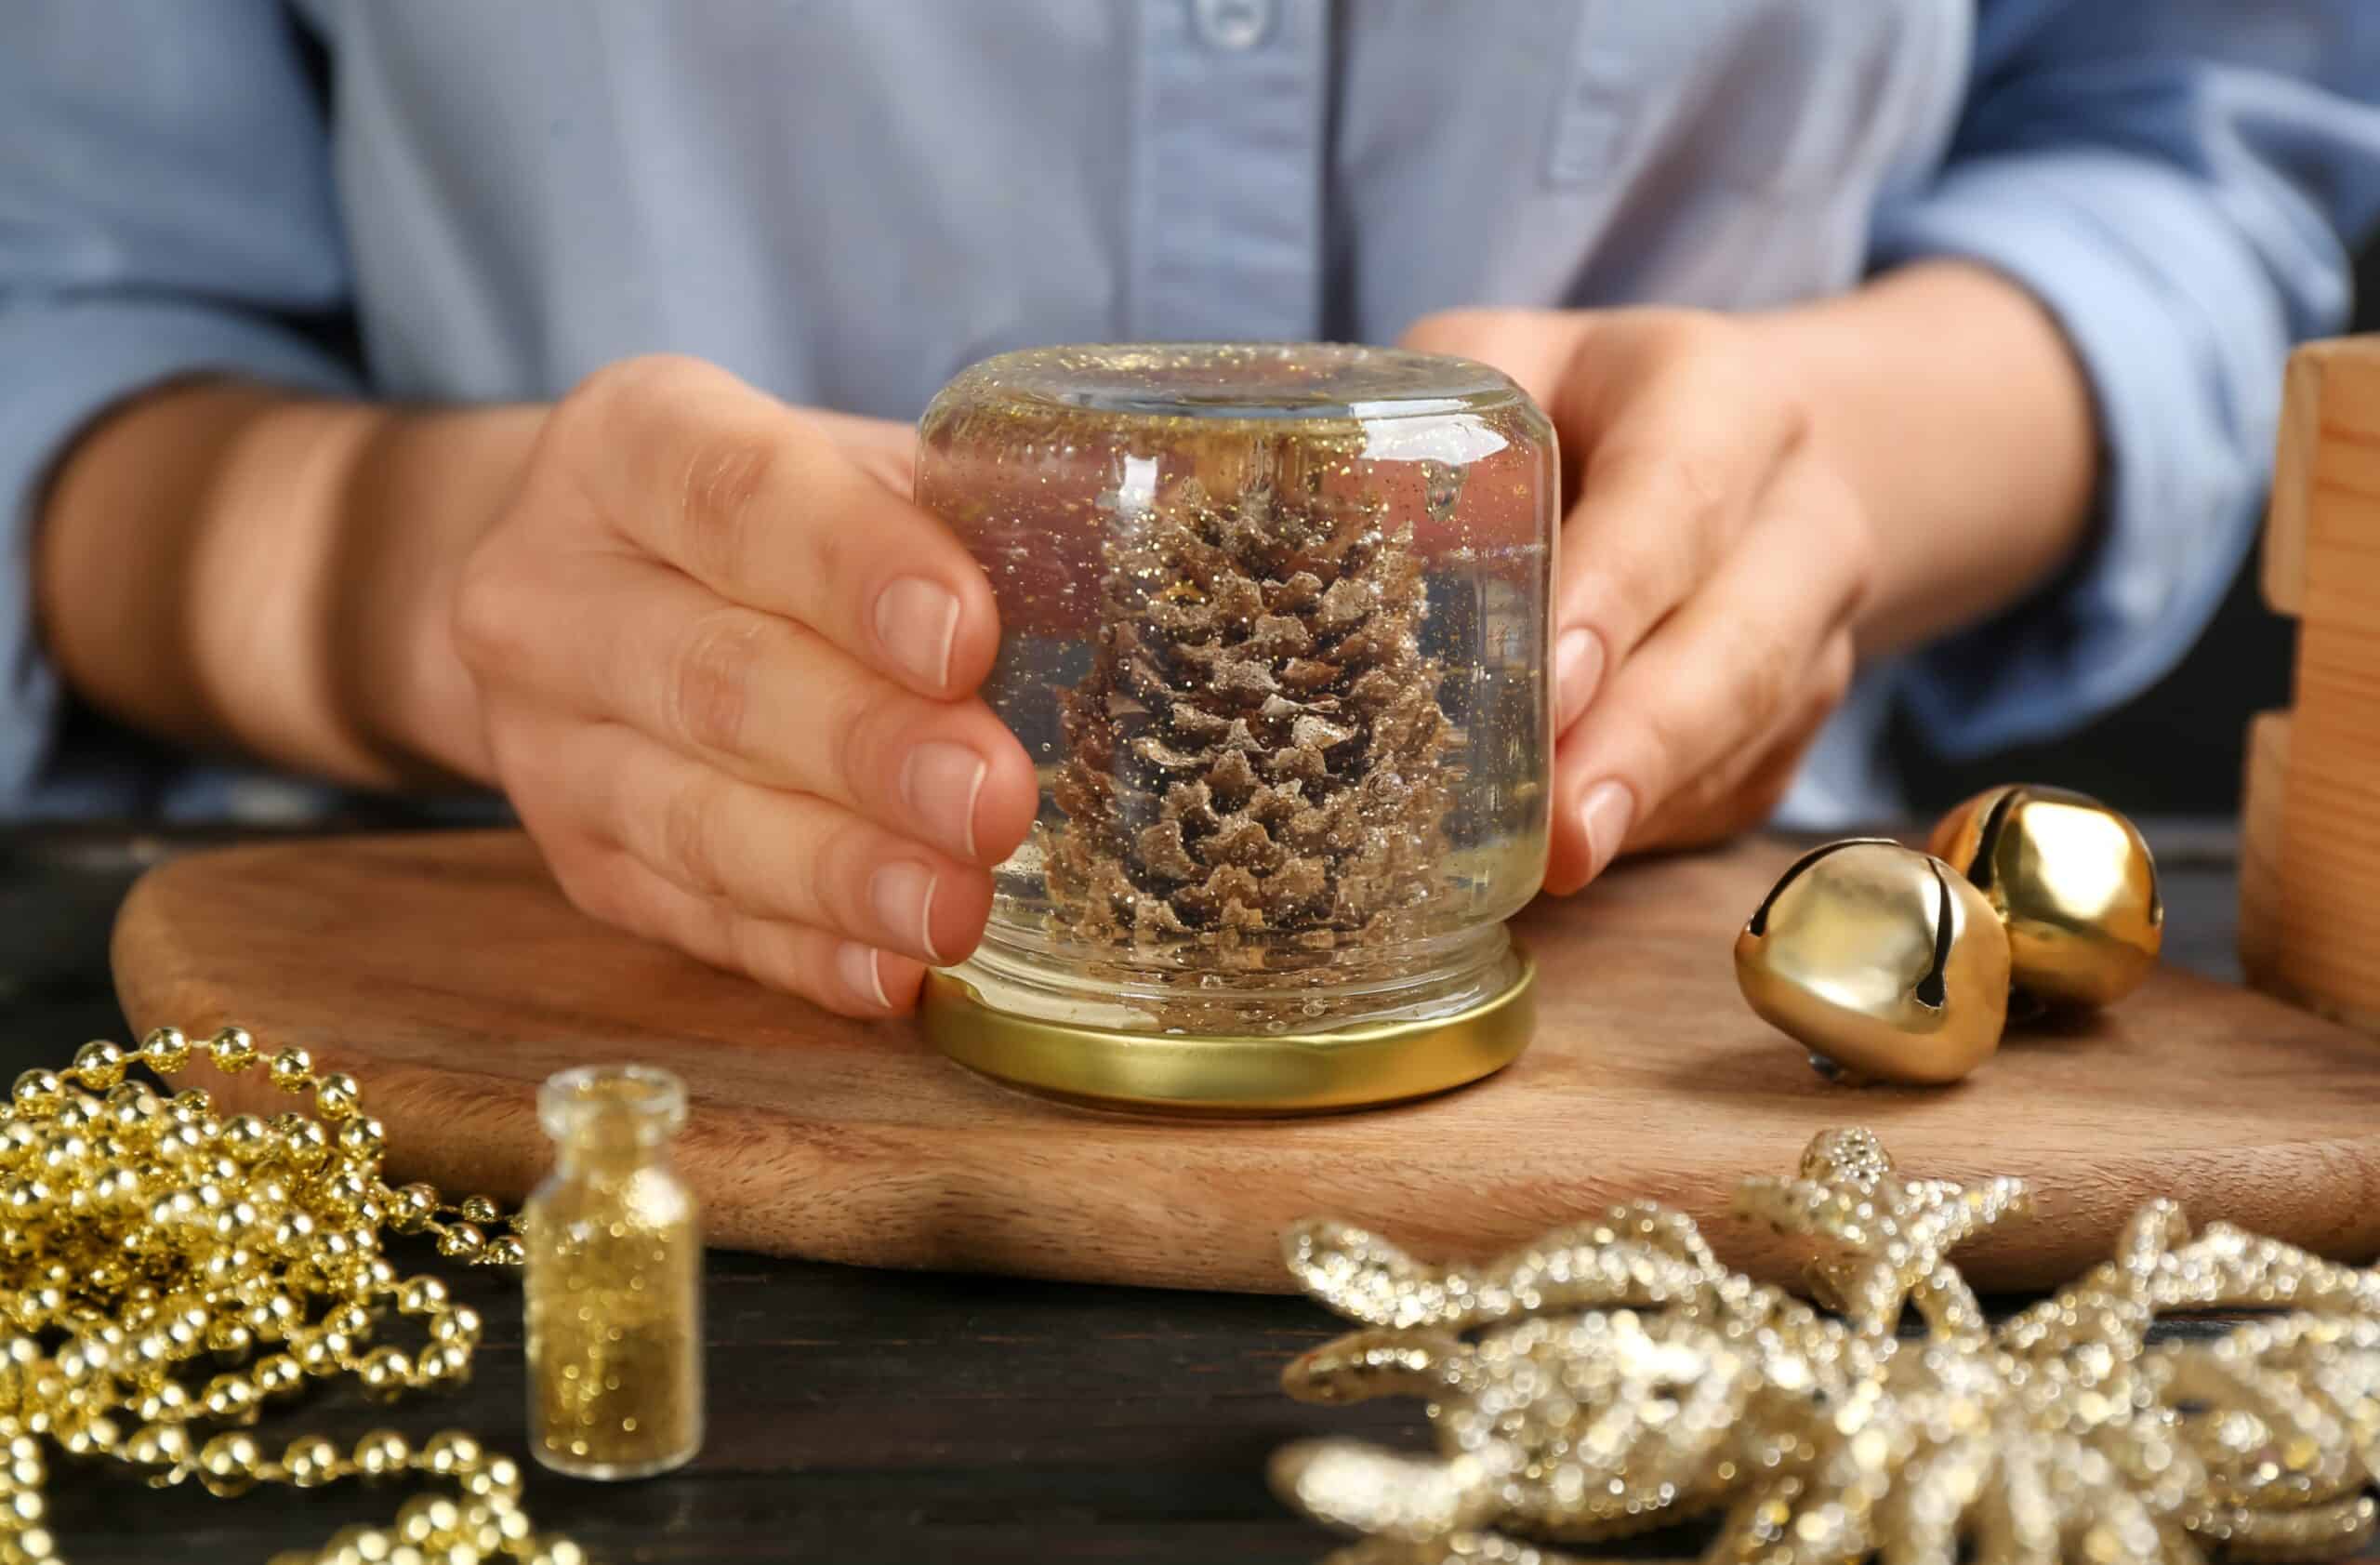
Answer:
xmin=916 ymin=343 xmax=1556 ymax=1112
xmin=522 ymin=1065 xmax=702 ymax=1479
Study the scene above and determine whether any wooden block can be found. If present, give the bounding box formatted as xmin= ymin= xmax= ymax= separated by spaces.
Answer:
xmin=2231 ymin=710 xmax=2380 ymax=1031
xmin=2238 ymin=710 xmax=2289 ymax=989
xmin=2271 ymin=664 xmax=2380 ymax=1019
xmin=2258 ymin=336 xmax=2380 ymax=1028
xmin=2265 ymin=338 xmax=2380 ymax=618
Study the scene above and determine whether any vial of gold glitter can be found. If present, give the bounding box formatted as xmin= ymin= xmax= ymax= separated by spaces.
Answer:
xmin=523 ymin=1064 xmax=702 ymax=1479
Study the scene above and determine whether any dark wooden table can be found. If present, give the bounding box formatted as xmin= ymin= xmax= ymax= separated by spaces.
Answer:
xmin=3 ymin=820 xmax=2362 ymax=1562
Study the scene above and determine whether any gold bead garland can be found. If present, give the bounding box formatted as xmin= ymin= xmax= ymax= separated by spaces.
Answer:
xmin=0 ymin=1025 xmax=585 ymax=1565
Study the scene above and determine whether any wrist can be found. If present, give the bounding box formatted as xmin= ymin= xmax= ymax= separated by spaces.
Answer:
xmin=332 ymin=404 xmax=546 ymax=787
xmin=1741 ymin=261 xmax=2099 ymax=654
xmin=38 ymin=381 xmax=544 ymax=790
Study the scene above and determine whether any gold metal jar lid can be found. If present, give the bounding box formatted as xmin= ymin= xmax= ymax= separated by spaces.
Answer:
xmin=919 ymin=946 xmax=1536 ymax=1115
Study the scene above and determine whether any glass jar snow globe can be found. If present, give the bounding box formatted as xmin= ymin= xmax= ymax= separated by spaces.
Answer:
xmin=915 ymin=343 xmax=1554 ymax=1112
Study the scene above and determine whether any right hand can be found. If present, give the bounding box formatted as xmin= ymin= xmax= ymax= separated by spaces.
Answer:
xmin=451 ymin=355 xmax=1037 ymax=1015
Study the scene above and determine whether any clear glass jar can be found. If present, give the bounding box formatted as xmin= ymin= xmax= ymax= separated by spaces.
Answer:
xmin=522 ymin=1065 xmax=703 ymax=1479
xmin=916 ymin=343 xmax=1554 ymax=1110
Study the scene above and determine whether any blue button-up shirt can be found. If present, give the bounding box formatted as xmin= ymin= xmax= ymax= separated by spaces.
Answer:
xmin=5 ymin=1 xmax=2378 ymax=825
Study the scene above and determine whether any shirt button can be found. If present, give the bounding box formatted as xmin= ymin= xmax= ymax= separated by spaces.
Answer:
xmin=1194 ymin=0 xmax=1272 ymax=51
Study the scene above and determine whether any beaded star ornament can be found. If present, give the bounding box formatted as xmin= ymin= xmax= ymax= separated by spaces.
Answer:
xmin=1274 ymin=1128 xmax=2380 ymax=1564
xmin=0 ymin=1026 xmax=582 ymax=1565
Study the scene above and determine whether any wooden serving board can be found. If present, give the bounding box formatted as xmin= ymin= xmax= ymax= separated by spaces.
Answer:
xmin=112 ymin=830 xmax=2380 ymax=1293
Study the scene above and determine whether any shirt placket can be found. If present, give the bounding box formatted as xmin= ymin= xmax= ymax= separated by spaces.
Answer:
xmin=1128 ymin=0 xmax=1328 ymax=341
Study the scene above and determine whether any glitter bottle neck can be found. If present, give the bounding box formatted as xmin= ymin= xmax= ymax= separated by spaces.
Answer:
xmin=536 ymin=1065 xmax=686 ymax=1180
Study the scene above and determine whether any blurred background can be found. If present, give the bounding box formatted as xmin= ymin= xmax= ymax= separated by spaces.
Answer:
xmin=1893 ymin=232 xmax=2380 ymax=816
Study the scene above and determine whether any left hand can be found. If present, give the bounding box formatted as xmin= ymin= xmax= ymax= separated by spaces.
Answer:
xmin=1402 ymin=308 xmax=1875 ymax=895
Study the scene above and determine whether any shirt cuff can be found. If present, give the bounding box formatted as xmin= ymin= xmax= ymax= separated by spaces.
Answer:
xmin=1869 ymin=152 xmax=2284 ymax=760
xmin=0 ymin=296 xmax=361 ymax=802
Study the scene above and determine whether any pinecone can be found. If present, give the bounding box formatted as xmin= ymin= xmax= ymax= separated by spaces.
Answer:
xmin=1044 ymin=471 xmax=1455 ymax=980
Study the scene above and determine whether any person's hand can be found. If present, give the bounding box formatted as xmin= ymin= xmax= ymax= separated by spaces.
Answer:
xmin=450 ymin=355 xmax=1037 ymax=1014
xmin=1402 ymin=309 xmax=1875 ymax=894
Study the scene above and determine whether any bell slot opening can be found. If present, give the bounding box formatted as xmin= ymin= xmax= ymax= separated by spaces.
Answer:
xmin=1914 ymin=863 xmax=1955 ymax=1011
xmin=1963 ymin=788 xmax=2024 ymax=893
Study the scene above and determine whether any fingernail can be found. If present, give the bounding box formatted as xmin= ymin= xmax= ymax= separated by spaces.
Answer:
xmin=870 ymin=861 xmax=944 ymax=964
xmin=1554 ymin=627 xmax=1603 ymax=730
xmin=837 ymin=941 xmax=892 ymax=1010
xmin=1579 ymin=780 xmax=1635 ymax=882
xmin=901 ymin=741 xmax=988 ymax=859
xmin=874 ymin=577 xmax=961 ymax=691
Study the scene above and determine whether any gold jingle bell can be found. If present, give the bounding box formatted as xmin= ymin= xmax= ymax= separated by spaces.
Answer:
xmin=1735 ymin=839 xmax=2010 ymax=1085
xmin=1927 ymin=784 xmax=2162 ymax=1008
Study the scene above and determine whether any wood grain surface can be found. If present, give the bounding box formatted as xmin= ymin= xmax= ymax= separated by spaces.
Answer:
xmin=113 ymin=829 xmax=2380 ymax=1294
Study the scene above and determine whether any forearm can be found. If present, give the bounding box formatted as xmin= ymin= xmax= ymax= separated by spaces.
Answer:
xmin=1745 ymin=259 xmax=2101 ymax=657
xmin=34 ymin=381 xmax=540 ymax=788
